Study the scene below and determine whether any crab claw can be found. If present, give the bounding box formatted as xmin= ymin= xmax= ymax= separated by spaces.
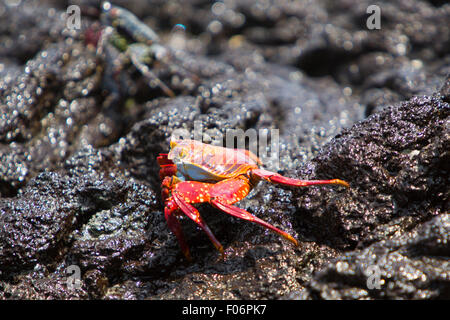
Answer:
xmin=157 ymin=153 xmax=173 ymax=165
xmin=158 ymin=154 xmax=178 ymax=180
xmin=251 ymin=168 xmax=350 ymax=188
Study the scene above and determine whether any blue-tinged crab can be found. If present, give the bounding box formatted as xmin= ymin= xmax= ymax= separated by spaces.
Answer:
xmin=158 ymin=139 xmax=349 ymax=260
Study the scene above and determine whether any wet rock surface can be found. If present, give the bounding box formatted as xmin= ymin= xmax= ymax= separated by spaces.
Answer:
xmin=0 ymin=0 xmax=449 ymax=299
xmin=290 ymin=214 xmax=450 ymax=299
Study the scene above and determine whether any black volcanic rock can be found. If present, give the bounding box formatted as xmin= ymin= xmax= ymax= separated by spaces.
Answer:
xmin=0 ymin=0 xmax=448 ymax=300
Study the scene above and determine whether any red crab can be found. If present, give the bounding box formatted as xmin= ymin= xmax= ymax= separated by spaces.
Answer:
xmin=157 ymin=139 xmax=349 ymax=260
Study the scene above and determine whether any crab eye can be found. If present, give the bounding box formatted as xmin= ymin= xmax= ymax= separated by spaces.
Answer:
xmin=179 ymin=149 xmax=187 ymax=158
xmin=169 ymin=146 xmax=187 ymax=161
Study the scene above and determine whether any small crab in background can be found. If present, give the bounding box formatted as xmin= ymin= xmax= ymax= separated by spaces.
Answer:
xmin=87 ymin=2 xmax=198 ymax=99
xmin=157 ymin=139 xmax=349 ymax=260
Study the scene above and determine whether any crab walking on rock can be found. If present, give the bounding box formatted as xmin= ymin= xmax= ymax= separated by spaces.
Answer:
xmin=158 ymin=139 xmax=349 ymax=260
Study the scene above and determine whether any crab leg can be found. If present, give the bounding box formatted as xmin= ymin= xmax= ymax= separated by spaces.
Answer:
xmin=171 ymin=186 xmax=224 ymax=256
xmin=128 ymin=44 xmax=176 ymax=98
xmin=209 ymin=178 xmax=299 ymax=246
xmin=251 ymin=168 xmax=349 ymax=188
xmin=102 ymin=3 xmax=160 ymax=45
xmin=159 ymin=164 xmax=177 ymax=180
xmin=164 ymin=200 xmax=192 ymax=261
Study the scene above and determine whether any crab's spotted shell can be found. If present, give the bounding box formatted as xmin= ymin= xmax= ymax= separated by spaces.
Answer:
xmin=168 ymin=139 xmax=261 ymax=182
